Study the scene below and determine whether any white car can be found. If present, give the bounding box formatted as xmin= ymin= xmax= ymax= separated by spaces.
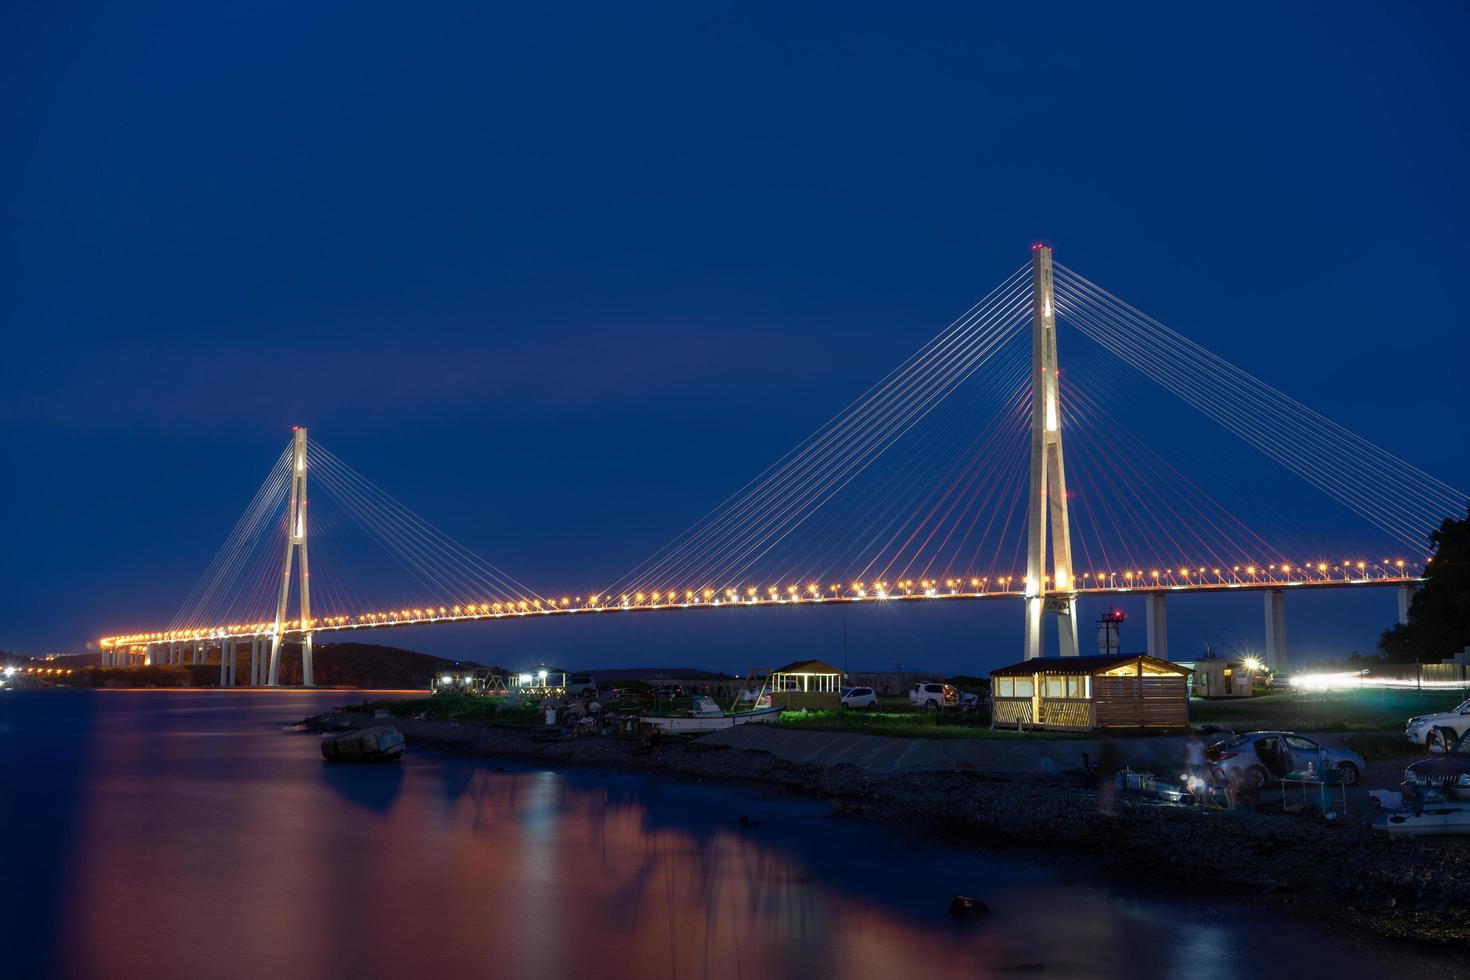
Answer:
xmin=1406 ymin=698 xmax=1470 ymax=749
xmin=840 ymin=686 xmax=879 ymax=710
xmin=908 ymin=682 xmax=956 ymax=710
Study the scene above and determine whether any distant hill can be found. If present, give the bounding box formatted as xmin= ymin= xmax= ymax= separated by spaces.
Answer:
xmin=593 ymin=666 xmax=738 ymax=680
xmin=9 ymin=641 xmax=482 ymax=690
xmin=268 ymin=642 xmax=490 ymax=688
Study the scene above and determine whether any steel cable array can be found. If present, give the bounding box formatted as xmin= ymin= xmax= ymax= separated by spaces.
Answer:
xmin=1053 ymin=263 xmax=1467 ymax=553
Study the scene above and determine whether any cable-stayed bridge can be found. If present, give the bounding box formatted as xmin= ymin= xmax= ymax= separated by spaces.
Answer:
xmin=99 ymin=247 xmax=1464 ymax=685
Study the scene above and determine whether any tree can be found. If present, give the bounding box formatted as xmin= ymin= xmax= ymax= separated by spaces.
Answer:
xmin=1379 ymin=506 xmax=1470 ymax=663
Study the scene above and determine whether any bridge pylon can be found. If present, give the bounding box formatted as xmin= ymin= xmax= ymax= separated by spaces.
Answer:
xmin=1024 ymin=245 xmax=1080 ymax=659
xmin=267 ymin=427 xmax=313 ymax=686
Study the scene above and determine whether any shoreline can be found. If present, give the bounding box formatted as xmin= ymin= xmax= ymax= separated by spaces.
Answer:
xmin=307 ymin=709 xmax=1470 ymax=945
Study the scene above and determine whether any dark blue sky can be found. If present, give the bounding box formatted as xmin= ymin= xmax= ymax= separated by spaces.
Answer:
xmin=3 ymin=3 xmax=1467 ymax=673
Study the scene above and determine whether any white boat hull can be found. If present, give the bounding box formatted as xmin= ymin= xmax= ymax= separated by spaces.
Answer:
xmin=1375 ymin=804 xmax=1470 ymax=837
xmin=640 ymin=706 xmax=783 ymax=734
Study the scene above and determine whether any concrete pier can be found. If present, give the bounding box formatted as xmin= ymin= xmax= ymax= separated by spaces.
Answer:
xmin=1145 ymin=593 xmax=1168 ymax=660
xmin=1264 ymin=589 xmax=1287 ymax=671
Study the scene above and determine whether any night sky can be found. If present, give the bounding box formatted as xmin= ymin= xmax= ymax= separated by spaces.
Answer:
xmin=3 ymin=3 xmax=1467 ymax=674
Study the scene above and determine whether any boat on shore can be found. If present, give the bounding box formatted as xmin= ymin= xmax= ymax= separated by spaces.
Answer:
xmin=1374 ymin=802 xmax=1470 ymax=837
xmin=639 ymin=697 xmax=783 ymax=734
xmin=320 ymin=725 xmax=406 ymax=762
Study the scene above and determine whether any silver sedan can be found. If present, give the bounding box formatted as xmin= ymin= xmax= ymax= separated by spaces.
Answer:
xmin=1211 ymin=731 xmax=1365 ymax=789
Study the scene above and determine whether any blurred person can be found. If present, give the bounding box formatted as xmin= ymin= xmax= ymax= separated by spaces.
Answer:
xmin=1185 ymin=731 xmax=1209 ymax=802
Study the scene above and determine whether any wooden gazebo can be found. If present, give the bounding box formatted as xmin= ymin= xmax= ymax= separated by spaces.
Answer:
xmin=989 ymin=654 xmax=1191 ymax=731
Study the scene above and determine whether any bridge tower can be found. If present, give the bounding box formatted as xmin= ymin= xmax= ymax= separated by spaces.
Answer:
xmin=1024 ymin=245 xmax=1080 ymax=659
xmin=267 ymin=427 xmax=313 ymax=687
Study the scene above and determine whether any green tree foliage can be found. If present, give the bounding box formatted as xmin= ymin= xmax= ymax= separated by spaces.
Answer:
xmin=1379 ymin=506 xmax=1470 ymax=662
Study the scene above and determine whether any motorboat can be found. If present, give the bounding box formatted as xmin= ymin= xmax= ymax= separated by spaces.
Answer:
xmin=320 ymin=725 xmax=406 ymax=762
xmin=639 ymin=696 xmax=783 ymax=734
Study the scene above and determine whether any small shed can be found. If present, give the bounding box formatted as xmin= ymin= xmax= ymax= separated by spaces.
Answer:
xmin=989 ymin=654 xmax=1192 ymax=731
xmin=769 ymin=659 xmax=843 ymax=710
xmin=1176 ymin=656 xmax=1254 ymax=699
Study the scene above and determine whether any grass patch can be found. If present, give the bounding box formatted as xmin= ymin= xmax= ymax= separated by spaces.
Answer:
xmin=1190 ymin=689 xmax=1462 ymax=734
xmin=350 ymin=694 xmax=544 ymax=726
xmin=773 ymin=709 xmax=1090 ymax=740
xmin=1345 ymin=731 xmax=1420 ymax=762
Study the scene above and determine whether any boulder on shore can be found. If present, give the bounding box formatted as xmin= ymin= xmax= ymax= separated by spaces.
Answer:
xmin=321 ymin=725 xmax=405 ymax=762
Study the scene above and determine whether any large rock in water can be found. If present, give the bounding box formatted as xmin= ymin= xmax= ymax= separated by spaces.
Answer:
xmin=321 ymin=726 xmax=405 ymax=762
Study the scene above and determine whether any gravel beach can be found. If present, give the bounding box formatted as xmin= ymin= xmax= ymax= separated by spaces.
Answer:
xmin=307 ymin=709 xmax=1470 ymax=944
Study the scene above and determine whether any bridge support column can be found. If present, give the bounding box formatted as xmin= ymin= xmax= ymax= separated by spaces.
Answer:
xmin=1397 ymin=584 xmax=1414 ymax=626
xmin=228 ymin=641 xmax=238 ymax=686
xmin=1023 ymin=244 xmax=1080 ymax=658
xmin=250 ymin=638 xmax=260 ymax=686
xmin=219 ymin=643 xmax=228 ymax=686
xmin=1146 ymin=593 xmax=1168 ymax=660
xmin=268 ymin=634 xmax=282 ymax=687
xmin=269 ymin=427 xmax=313 ymax=688
xmin=1264 ymin=589 xmax=1288 ymax=672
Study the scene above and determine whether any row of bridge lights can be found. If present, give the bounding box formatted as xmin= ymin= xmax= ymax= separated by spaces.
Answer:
xmin=1072 ymin=558 xmax=1414 ymax=588
xmin=599 ymin=559 xmax=1416 ymax=608
xmin=99 ymin=557 xmax=1420 ymax=647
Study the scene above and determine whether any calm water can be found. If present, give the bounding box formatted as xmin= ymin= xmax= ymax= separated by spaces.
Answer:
xmin=1 ymin=689 xmax=1463 ymax=980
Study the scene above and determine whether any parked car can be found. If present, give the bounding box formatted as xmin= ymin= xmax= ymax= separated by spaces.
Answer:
xmin=1210 ymin=731 xmax=1364 ymax=789
xmin=565 ymin=672 xmax=598 ymax=697
xmin=1403 ymin=728 xmax=1470 ymax=802
xmin=1405 ymin=698 xmax=1470 ymax=750
xmin=840 ymin=686 xmax=879 ymax=710
xmin=909 ymin=682 xmax=957 ymax=710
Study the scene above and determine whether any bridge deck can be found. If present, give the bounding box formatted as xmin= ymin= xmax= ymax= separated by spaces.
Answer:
xmin=102 ymin=575 xmax=1422 ymax=647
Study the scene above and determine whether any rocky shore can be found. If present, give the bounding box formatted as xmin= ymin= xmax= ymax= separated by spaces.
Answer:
xmin=307 ymin=709 xmax=1470 ymax=944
